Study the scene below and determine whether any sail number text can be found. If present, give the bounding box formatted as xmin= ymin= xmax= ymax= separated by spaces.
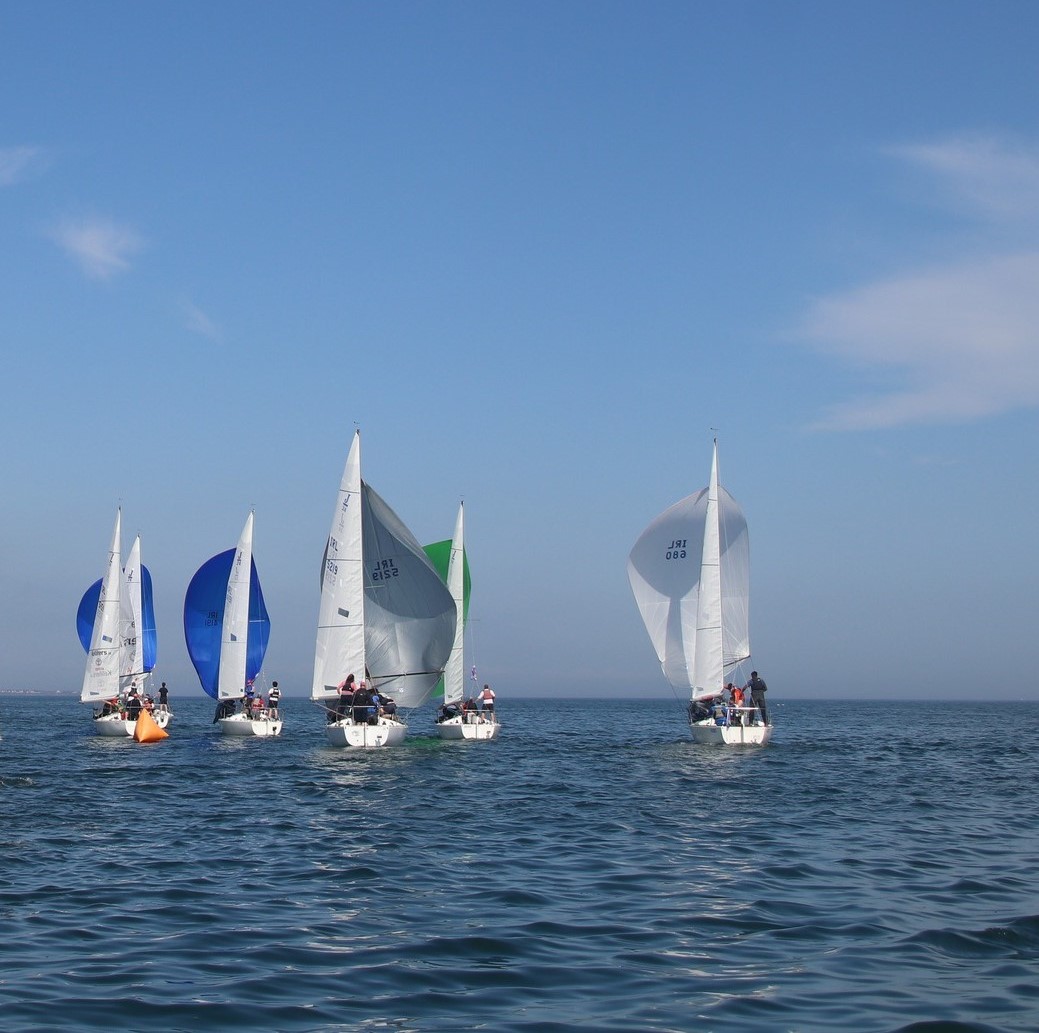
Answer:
xmin=371 ymin=559 xmax=399 ymax=581
xmin=665 ymin=539 xmax=688 ymax=560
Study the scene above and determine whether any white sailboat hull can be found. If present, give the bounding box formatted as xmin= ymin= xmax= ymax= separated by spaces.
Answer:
xmin=92 ymin=709 xmax=172 ymax=738
xmin=689 ymin=718 xmax=772 ymax=746
xmin=436 ymin=714 xmax=501 ymax=741
xmin=325 ymin=715 xmax=406 ymax=748
xmin=218 ymin=712 xmax=283 ymax=737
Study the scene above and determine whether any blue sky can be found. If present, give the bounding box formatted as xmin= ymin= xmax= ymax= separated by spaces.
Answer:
xmin=3 ymin=2 xmax=1038 ymax=701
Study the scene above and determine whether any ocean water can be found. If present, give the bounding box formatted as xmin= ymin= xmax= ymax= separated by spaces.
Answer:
xmin=1 ymin=695 xmax=1037 ymax=1033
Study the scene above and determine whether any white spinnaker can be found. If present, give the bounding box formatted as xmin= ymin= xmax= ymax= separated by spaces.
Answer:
xmin=217 ymin=512 xmax=254 ymax=700
xmin=81 ymin=509 xmax=123 ymax=703
xmin=312 ymin=430 xmax=365 ymax=700
xmin=627 ymin=443 xmax=750 ymax=699
xmin=443 ymin=503 xmax=465 ymax=708
xmin=361 ymin=481 xmax=456 ymax=709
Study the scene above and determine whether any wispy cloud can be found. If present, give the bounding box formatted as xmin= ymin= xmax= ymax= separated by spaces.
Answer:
xmin=184 ymin=301 xmax=222 ymax=343
xmin=0 ymin=145 xmax=45 ymax=186
xmin=49 ymin=216 xmax=144 ymax=280
xmin=888 ymin=134 xmax=1039 ymax=222
xmin=801 ymin=135 xmax=1039 ymax=430
xmin=803 ymin=253 xmax=1039 ymax=429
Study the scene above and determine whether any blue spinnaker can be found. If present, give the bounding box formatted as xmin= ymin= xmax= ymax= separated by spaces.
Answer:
xmin=76 ymin=579 xmax=102 ymax=652
xmin=140 ymin=566 xmax=157 ymax=672
xmin=183 ymin=549 xmax=270 ymax=699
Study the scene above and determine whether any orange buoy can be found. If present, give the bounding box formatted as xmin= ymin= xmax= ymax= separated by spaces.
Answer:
xmin=133 ymin=708 xmax=169 ymax=743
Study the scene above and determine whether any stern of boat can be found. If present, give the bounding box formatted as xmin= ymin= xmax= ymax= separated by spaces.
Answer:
xmin=435 ymin=713 xmax=501 ymax=742
xmin=326 ymin=716 xmax=406 ymax=748
xmin=689 ymin=718 xmax=772 ymax=746
xmin=218 ymin=713 xmax=282 ymax=737
xmin=93 ymin=713 xmax=134 ymax=737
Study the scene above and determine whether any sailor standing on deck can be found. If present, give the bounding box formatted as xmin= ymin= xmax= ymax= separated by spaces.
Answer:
xmin=351 ymin=681 xmax=372 ymax=724
xmin=268 ymin=681 xmax=281 ymax=717
xmin=744 ymin=671 xmax=769 ymax=726
xmin=478 ymin=684 xmax=496 ymax=716
xmin=336 ymin=674 xmax=356 ymax=721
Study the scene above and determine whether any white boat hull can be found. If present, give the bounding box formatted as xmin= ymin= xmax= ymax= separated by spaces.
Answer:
xmin=436 ymin=715 xmax=501 ymax=741
xmin=689 ymin=718 xmax=772 ymax=746
xmin=93 ymin=709 xmax=172 ymax=738
xmin=218 ymin=712 xmax=283 ymax=737
xmin=326 ymin=715 xmax=406 ymax=748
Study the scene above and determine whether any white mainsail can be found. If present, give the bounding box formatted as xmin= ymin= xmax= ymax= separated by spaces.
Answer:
xmin=692 ymin=445 xmax=724 ymax=697
xmin=312 ymin=431 xmax=365 ymax=700
xmin=81 ymin=509 xmax=123 ymax=703
xmin=311 ymin=430 xmax=457 ymax=710
xmin=120 ymin=534 xmax=146 ymax=692
xmin=217 ymin=512 xmax=254 ymax=700
xmin=627 ymin=440 xmax=750 ymax=700
xmin=443 ymin=503 xmax=465 ymax=708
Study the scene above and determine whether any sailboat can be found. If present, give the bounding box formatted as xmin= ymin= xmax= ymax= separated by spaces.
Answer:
xmin=184 ymin=512 xmax=280 ymax=737
xmin=627 ymin=440 xmax=772 ymax=746
xmin=78 ymin=509 xmax=170 ymax=737
xmin=311 ymin=430 xmax=456 ymax=748
xmin=430 ymin=504 xmax=499 ymax=741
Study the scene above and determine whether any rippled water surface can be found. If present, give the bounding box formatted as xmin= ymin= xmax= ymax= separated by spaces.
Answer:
xmin=1 ymin=696 xmax=1038 ymax=1032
